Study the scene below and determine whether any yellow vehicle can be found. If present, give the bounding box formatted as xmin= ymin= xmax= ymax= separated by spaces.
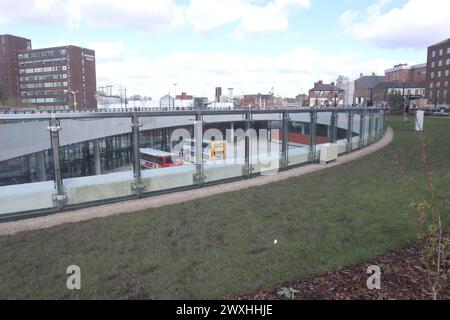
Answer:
xmin=182 ymin=139 xmax=227 ymax=162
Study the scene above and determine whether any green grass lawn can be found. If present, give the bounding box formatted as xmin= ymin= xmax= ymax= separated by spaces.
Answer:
xmin=0 ymin=116 xmax=449 ymax=299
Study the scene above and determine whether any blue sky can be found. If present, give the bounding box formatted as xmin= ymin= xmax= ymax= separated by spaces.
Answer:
xmin=1 ymin=0 xmax=449 ymax=99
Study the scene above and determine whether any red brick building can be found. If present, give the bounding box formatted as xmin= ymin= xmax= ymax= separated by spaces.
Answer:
xmin=18 ymin=45 xmax=97 ymax=110
xmin=176 ymin=92 xmax=193 ymax=100
xmin=426 ymin=38 xmax=450 ymax=106
xmin=384 ymin=63 xmax=427 ymax=84
xmin=0 ymin=35 xmax=32 ymax=103
xmin=0 ymin=34 xmax=97 ymax=110
xmin=241 ymin=93 xmax=274 ymax=109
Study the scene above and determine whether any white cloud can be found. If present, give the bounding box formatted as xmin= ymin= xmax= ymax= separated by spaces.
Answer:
xmin=0 ymin=0 xmax=185 ymax=32
xmin=186 ymin=0 xmax=311 ymax=39
xmin=96 ymin=45 xmax=398 ymax=100
xmin=0 ymin=0 xmax=309 ymax=37
xmin=87 ymin=41 xmax=125 ymax=62
xmin=339 ymin=0 xmax=450 ymax=48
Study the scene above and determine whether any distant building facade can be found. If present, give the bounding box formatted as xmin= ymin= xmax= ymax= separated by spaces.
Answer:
xmin=241 ymin=93 xmax=274 ymax=109
xmin=160 ymin=95 xmax=175 ymax=109
xmin=0 ymin=34 xmax=97 ymax=110
xmin=426 ymin=38 xmax=450 ymax=106
xmin=373 ymin=82 xmax=425 ymax=106
xmin=384 ymin=63 xmax=426 ymax=84
xmin=354 ymin=73 xmax=385 ymax=106
xmin=18 ymin=45 xmax=97 ymax=110
xmin=215 ymin=87 xmax=222 ymax=103
xmin=336 ymin=75 xmax=355 ymax=106
xmin=308 ymin=80 xmax=344 ymax=107
xmin=295 ymin=93 xmax=309 ymax=107
xmin=0 ymin=35 xmax=32 ymax=103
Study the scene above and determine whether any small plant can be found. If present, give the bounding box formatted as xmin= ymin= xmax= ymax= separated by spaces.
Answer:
xmin=395 ymin=118 xmax=449 ymax=300
xmin=277 ymin=287 xmax=300 ymax=299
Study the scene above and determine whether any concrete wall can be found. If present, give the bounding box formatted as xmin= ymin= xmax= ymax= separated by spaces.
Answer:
xmin=0 ymin=181 xmax=54 ymax=214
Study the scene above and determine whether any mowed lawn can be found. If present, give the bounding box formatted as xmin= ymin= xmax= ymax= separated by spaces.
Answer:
xmin=0 ymin=116 xmax=449 ymax=299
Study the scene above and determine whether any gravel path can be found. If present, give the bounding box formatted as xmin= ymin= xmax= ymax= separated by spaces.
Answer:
xmin=0 ymin=128 xmax=394 ymax=236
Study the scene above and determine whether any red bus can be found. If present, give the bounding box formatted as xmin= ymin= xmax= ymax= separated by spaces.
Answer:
xmin=139 ymin=148 xmax=183 ymax=169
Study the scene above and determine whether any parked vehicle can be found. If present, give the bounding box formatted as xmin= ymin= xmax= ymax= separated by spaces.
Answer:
xmin=140 ymin=148 xmax=183 ymax=169
xmin=432 ymin=107 xmax=450 ymax=117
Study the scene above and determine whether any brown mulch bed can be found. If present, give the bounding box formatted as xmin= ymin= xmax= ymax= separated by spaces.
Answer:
xmin=227 ymin=233 xmax=449 ymax=300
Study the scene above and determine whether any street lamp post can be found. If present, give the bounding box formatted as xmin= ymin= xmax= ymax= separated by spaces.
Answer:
xmin=402 ymin=80 xmax=406 ymax=110
xmin=173 ymin=83 xmax=177 ymax=110
xmin=124 ymin=88 xmax=128 ymax=109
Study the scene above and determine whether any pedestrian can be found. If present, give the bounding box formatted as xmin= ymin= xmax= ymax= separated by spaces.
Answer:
xmin=403 ymin=104 xmax=410 ymax=123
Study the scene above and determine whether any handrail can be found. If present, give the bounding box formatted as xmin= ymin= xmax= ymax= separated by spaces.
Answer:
xmin=0 ymin=107 xmax=383 ymax=121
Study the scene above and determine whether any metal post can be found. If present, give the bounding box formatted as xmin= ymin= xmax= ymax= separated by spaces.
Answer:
xmin=131 ymin=113 xmax=144 ymax=196
xmin=309 ymin=110 xmax=318 ymax=162
xmin=359 ymin=109 xmax=365 ymax=148
xmin=346 ymin=110 xmax=353 ymax=152
xmin=374 ymin=113 xmax=379 ymax=139
xmin=331 ymin=111 xmax=338 ymax=143
xmin=368 ymin=110 xmax=374 ymax=144
xmin=93 ymin=139 xmax=101 ymax=175
xmin=194 ymin=111 xmax=205 ymax=185
xmin=244 ymin=111 xmax=252 ymax=178
xmin=281 ymin=111 xmax=289 ymax=169
xmin=48 ymin=116 xmax=66 ymax=208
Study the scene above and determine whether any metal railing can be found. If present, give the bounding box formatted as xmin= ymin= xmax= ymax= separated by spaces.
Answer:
xmin=0 ymin=107 xmax=387 ymax=221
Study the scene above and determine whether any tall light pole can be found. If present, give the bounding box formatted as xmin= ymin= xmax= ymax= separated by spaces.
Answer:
xmin=402 ymin=79 xmax=406 ymax=110
xmin=173 ymin=83 xmax=177 ymax=110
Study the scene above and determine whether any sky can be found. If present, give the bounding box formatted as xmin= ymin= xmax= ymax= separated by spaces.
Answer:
xmin=1 ymin=0 xmax=449 ymax=100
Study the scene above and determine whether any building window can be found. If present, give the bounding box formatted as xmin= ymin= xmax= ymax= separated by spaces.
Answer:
xmin=447 ymin=47 xmax=450 ymax=54
xmin=447 ymin=58 xmax=450 ymax=65
xmin=432 ymin=50 xmax=436 ymax=57
xmin=446 ymin=70 xmax=449 ymax=77
xmin=431 ymin=71 xmax=434 ymax=78
xmin=439 ymin=60 xmax=443 ymax=67
xmin=445 ymin=81 xmax=448 ymax=87
xmin=437 ymin=82 xmax=441 ymax=88
xmin=431 ymin=61 xmax=435 ymax=68
xmin=430 ymin=83 xmax=434 ymax=89
xmin=438 ymin=71 xmax=442 ymax=77
xmin=439 ymin=49 xmax=443 ymax=56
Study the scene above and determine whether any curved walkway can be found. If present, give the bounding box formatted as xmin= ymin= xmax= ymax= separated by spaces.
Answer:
xmin=0 ymin=128 xmax=394 ymax=236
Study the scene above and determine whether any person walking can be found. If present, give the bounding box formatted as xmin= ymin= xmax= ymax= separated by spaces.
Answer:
xmin=403 ymin=103 xmax=410 ymax=123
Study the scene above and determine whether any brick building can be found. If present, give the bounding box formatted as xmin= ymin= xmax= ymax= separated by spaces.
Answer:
xmin=373 ymin=82 xmax=425 ymax=106
xmin=354 ymin=73 xmax=385 ymax=106
xmin=18 ymin=45 xmax=97 ymax=110
xmin=0 ymin=34 xmax=97 ymax=110
xmin=426 ymin=38 xmax=450 ymax=106
xmin=384 ymin=63 xmax=427 ymax=84
xmin=241 ymin=93 xmax=274 ymax=109
xmin=308 ymin=80 xmax=344 ymax=107
xmin=0 ymin=35 xmax=32 ymax=102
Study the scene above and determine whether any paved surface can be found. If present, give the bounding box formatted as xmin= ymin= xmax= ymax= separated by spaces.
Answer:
xmin=0 ymin=128 xmax=394 ymax=236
